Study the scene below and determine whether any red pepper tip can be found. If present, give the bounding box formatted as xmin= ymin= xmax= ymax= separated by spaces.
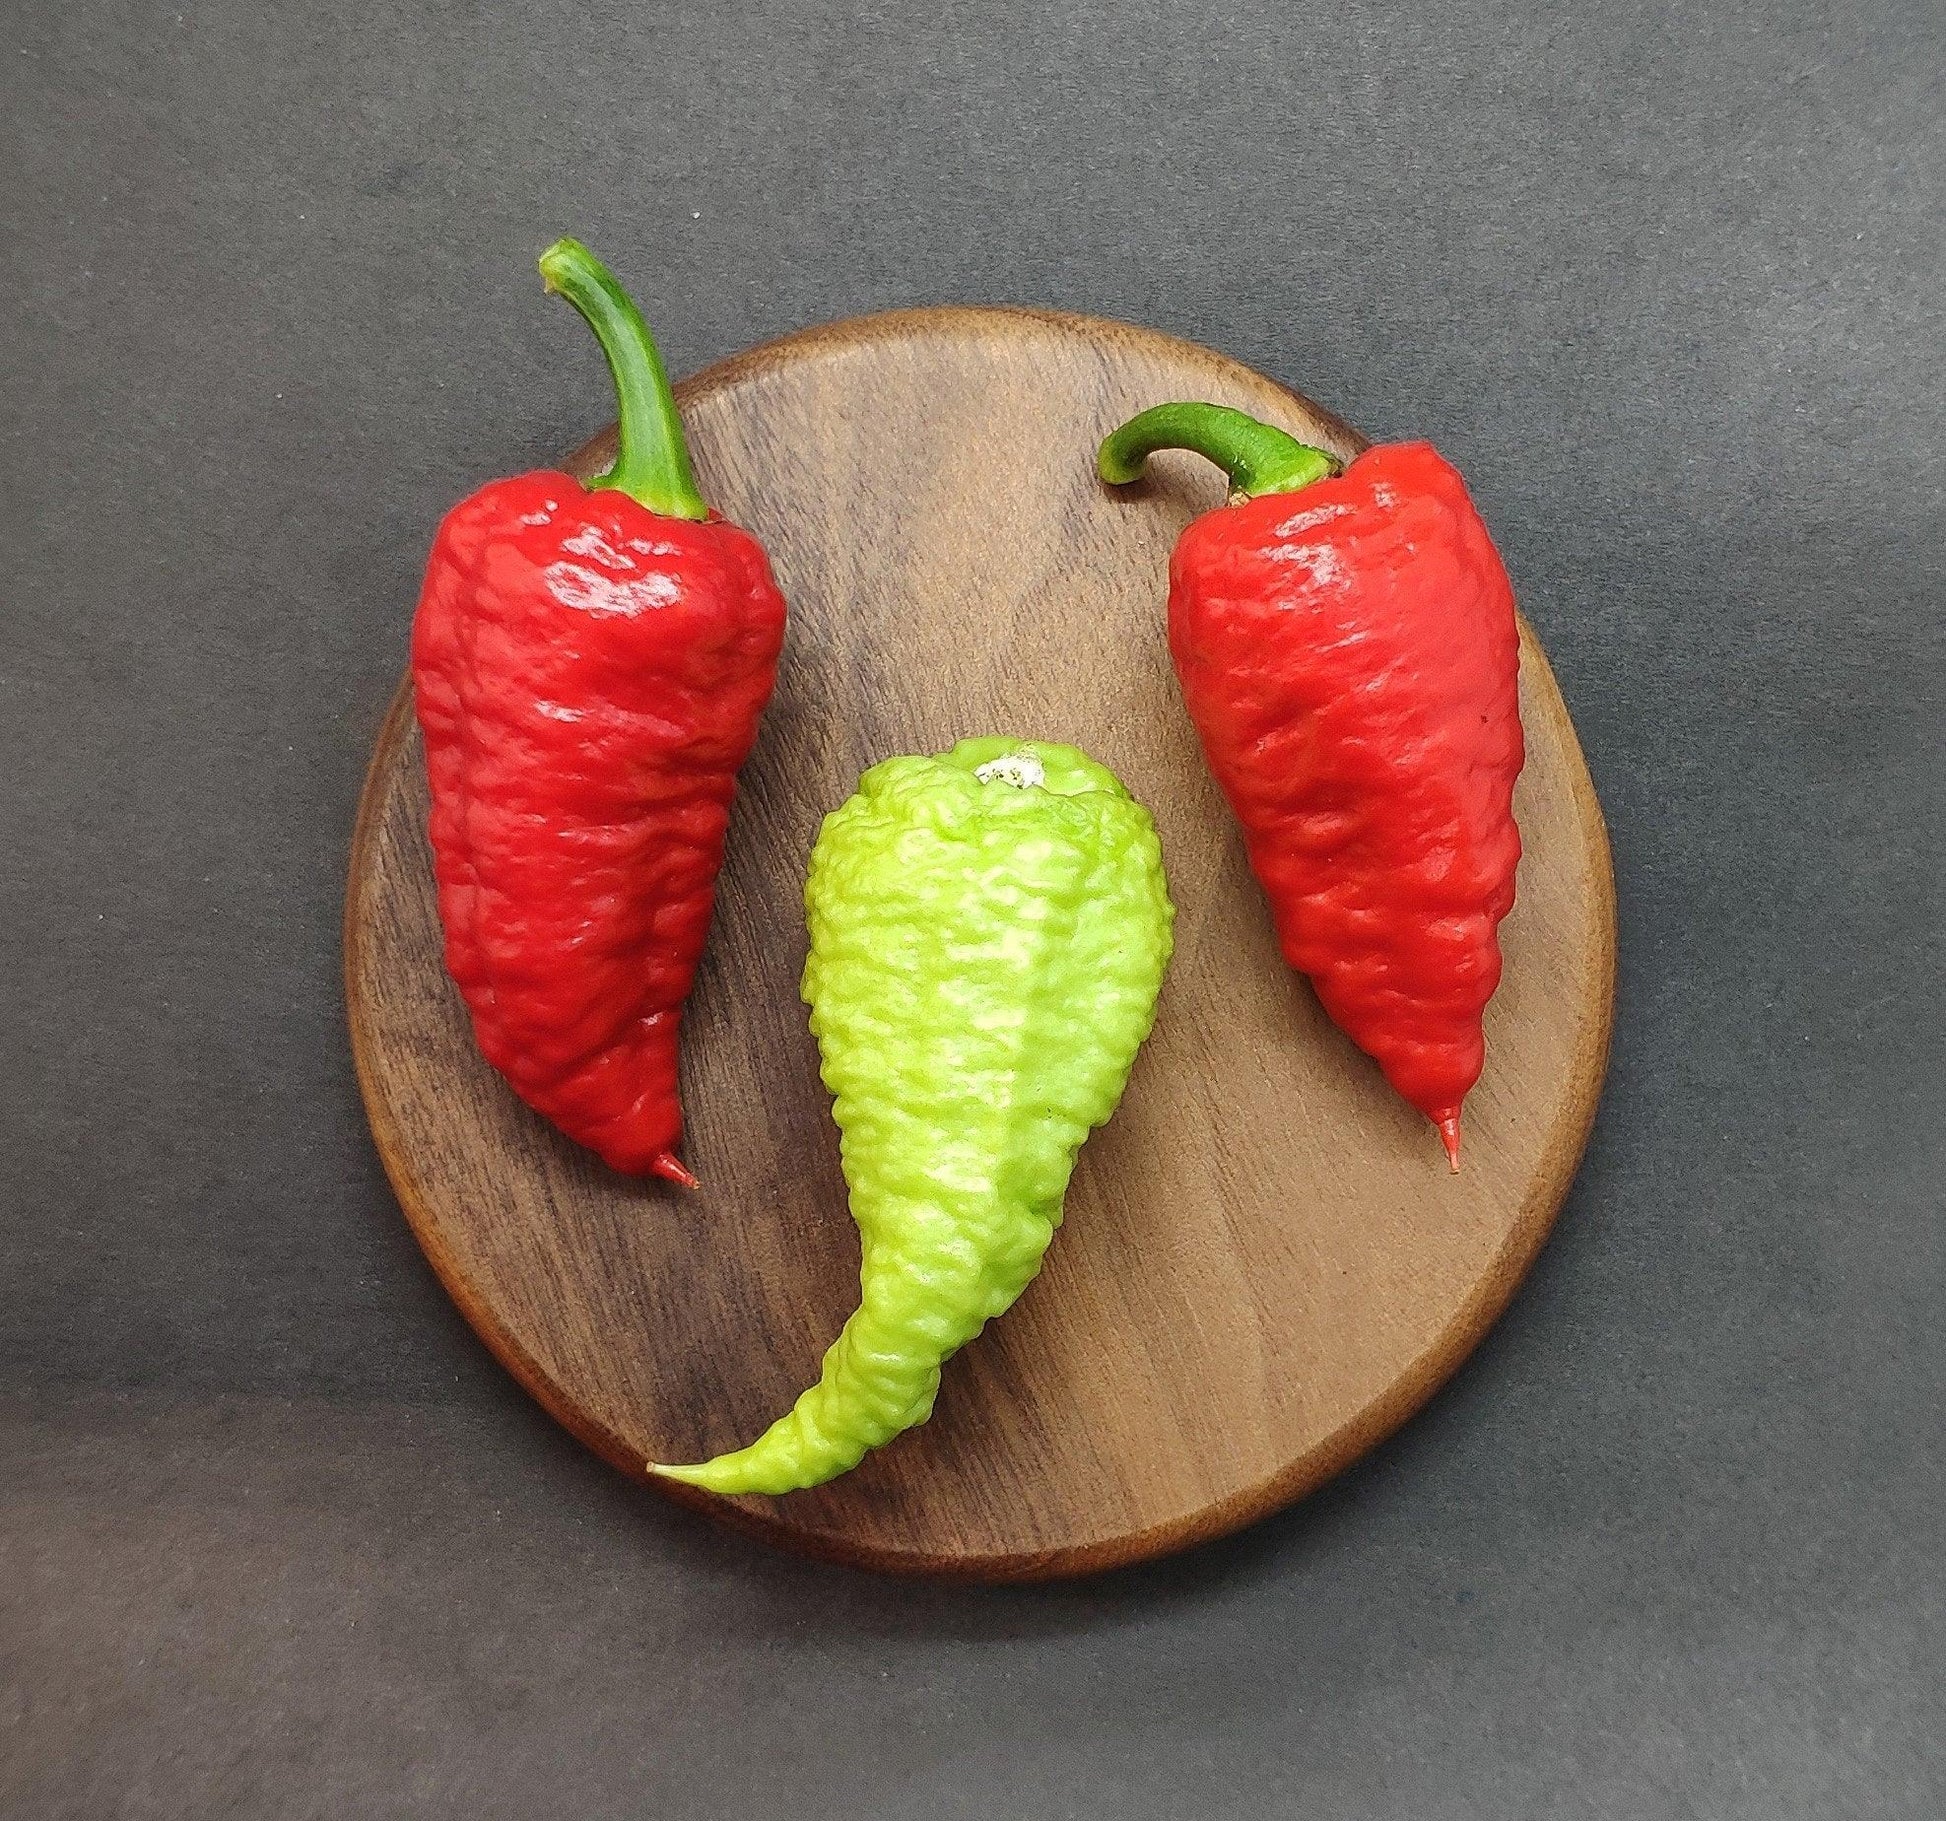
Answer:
xmin=1436 ymin=1114 xmax=1462 ymax=1173
xmin=651 ymin=1151 xmax=701 ymax=1191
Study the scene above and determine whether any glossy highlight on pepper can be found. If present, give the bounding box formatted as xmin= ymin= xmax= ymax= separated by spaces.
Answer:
xmin=1099 ymin=403 xmax=1524 ymax=1166
xmin=656 ymin=738 xmax=1174 ymax=1495
xmin=410 ymin=239 xmax=787 ymax=1184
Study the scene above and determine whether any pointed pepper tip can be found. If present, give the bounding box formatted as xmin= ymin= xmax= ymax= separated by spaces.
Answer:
xmin=650 ymin=1151 xmax=701 ymax=1191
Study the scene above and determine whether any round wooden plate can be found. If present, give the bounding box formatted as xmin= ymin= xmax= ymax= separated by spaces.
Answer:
xmin=346 ymin=306 xmax=1615 ymax=1581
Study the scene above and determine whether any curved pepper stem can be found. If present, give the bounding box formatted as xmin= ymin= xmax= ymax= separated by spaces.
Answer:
xmin=538 ymin=238 xmax=709 ymax=521
xmin=1098 ymin=402 xmax=1340 ymax=500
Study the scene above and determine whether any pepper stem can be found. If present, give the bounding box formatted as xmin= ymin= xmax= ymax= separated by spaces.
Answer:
xmin=1097 ymin=402 xmax=1339 ymax=500
xmin=538 ymin=238 xmax=708 ymax=521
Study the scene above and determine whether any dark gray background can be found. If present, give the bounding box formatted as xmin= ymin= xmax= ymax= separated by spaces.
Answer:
xmin=4 ymin=0 xmax=1940 ymax=1814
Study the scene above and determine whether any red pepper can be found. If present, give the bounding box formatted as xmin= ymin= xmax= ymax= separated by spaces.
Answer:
xmin=411 ymin=240 xmax=786 ymax=1185
xmin=1099 ymin=404 xmax=1523 ymax=1167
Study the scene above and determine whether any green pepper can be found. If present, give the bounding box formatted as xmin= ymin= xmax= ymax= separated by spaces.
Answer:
xmin=656 ymin=738 xmax=1174 ymax=1496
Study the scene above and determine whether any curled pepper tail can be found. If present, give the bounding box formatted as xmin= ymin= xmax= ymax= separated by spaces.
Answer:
xmin=649 ymin=1277 xmax=974 ymax=1496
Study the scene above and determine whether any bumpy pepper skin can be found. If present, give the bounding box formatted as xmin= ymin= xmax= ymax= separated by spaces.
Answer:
xmin=413 ymin=477 xmax=786 ymax=1179
xmin=1102 ymin=408 xmax=1523 ymax=1163
xmin=411 ymin=241 xmax=787 ymax=1183
xmin=657 ymin=739 xmax=1174 ymax=1496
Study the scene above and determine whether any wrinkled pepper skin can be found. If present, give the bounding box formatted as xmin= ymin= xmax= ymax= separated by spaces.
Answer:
xmin=413 ymin=477 xmax=785 ymax=1179
xmin=1101 ymin=409 xmax=1523 ymax=1163
xmin=658 ymin=739 xmax=1173 ymax=1496
xmin=411 ymin=240 xmax=787 ymax=1184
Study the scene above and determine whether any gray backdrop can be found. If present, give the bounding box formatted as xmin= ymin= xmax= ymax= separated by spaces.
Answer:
xmin=4 ymin=1 xmax=1941 ymax=1815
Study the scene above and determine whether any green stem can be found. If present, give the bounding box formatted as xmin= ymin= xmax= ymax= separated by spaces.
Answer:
xmin=1097 ymin=402 xmax=1339 ymax=500
xmin=538 ymin=237 xmax=708 ymax=520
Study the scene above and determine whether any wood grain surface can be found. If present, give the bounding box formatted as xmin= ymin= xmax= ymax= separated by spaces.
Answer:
xmin=345 ymin=306 xmax=1616 ymax=1581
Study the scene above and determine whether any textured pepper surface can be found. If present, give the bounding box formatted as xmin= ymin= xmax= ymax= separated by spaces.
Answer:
xmin=411 ymin=470 xmax=787 ymax=1179
xmin=658 ymin=738 xmax=1174 ymax=1496
xmin=1169 ymin=441 xmax=1523 ymax=1148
